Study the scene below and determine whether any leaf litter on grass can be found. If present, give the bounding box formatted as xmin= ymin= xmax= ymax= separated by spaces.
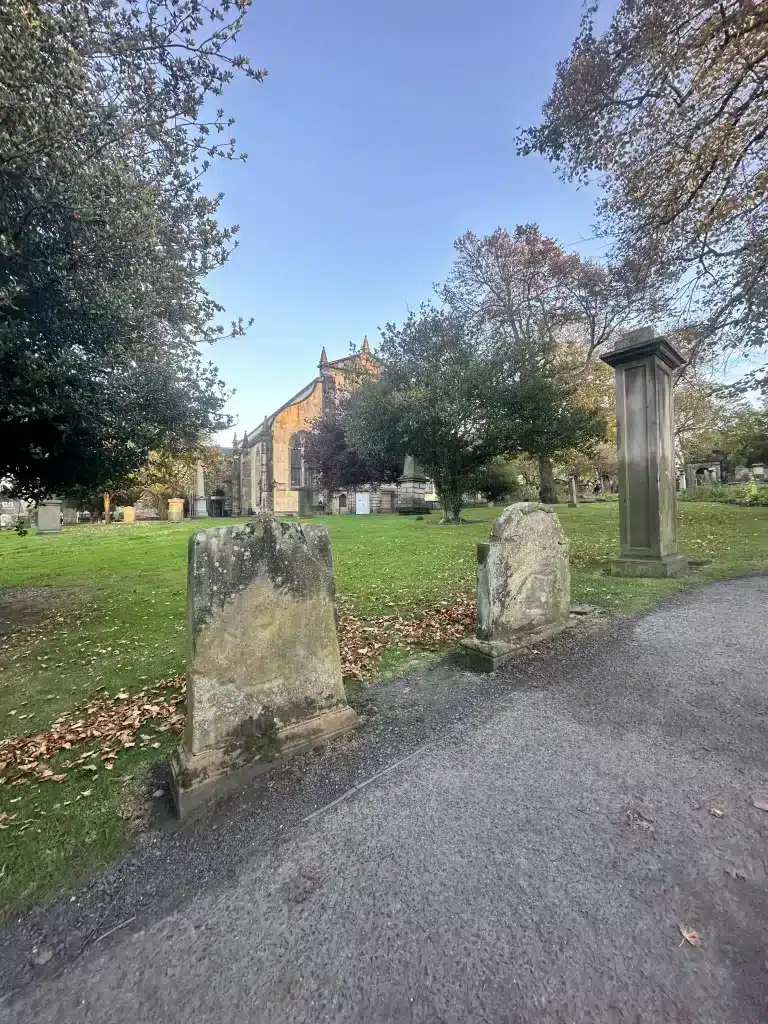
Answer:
xmin=338 ymin=597 xmax=476 ymax=679
xmin=0 ymin=676 xmax=185 ymax=790
xmin=0 ymin=596 xmax=477 ymax=802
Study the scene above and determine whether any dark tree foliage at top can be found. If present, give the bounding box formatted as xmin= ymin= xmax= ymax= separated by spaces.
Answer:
xmin=519 ymin=0 xmax=768 ymax=388
xmin=0 ymin=0 xmax=266 ymax=498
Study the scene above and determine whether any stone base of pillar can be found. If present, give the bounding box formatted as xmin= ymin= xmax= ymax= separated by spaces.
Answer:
xmin=610 ymin=554 xmax=689 ymax=578
xmin=170 ymin=706 xmax=359 ymax=818
xmin=568 ymin=501 xmax=579 ymax=508
xmin=192 ymin=497 xmax=208 ymax=519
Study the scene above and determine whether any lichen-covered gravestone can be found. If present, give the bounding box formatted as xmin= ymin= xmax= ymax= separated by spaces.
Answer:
xmin=460 ymin=503 xmax=571 ymax=671
xmin=170 ymin=516 xmax=358 ymax=816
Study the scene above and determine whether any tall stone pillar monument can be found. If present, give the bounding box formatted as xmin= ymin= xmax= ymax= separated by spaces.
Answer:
xmin=192 ymin=461 xmax=208 ymax=519
xmin=601 ymin=327 xmax=688 ymax=578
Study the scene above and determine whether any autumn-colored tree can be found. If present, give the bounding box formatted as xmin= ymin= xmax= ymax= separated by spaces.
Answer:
xmin=130 ymin=444 xmax=225 ymax=519
xmin=519 ymin=0 xmax=768 ymax=389
xmin=677 ymin=387 xmax=768 ymax=471
xmin=442 ymin=225 xmax=616 ymax=500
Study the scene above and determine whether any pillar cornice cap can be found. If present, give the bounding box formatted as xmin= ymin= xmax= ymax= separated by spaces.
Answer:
xmin=601 ymin=329 xmax=685 ymax=372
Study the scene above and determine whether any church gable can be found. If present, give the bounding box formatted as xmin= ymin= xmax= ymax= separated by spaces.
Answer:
xmin=225 ymin=338 xmax=386 ymax=515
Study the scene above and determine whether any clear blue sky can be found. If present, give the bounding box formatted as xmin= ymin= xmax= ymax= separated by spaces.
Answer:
xmin=206 ymin=0 xmax=611 ymax=443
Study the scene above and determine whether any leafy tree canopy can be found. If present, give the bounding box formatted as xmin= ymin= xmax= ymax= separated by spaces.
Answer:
xmin=441 ymin=225 xmax=612 ymax=500
xmin=344 ymin=305 xmax=606 ymax=521
xmin=1 ymin=0 xmax=265 ymax=499
xmin=303 ymin=406 xmax=401 ymax=504
xmin=519 ymin=0 xmax=768 ymax=387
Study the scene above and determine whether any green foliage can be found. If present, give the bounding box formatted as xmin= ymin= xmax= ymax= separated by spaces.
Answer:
xmin=344 ymin=306 xmax=528 ymax=522
xmin=345 ymin=305 xmax=605 ymax=520
xmin=466 ymin=458 xmax=537 ymax=503
xmin=679 ymin=483 xmax=768 ymax=507
xmin=0 ymin=0 xmax=265 ymax=499
xmin=679 ymin=392 xmax=768 ymax=472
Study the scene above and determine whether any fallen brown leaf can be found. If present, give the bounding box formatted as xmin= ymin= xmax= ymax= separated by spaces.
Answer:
xmin=679 ymin=924 xmax=702 ymax=947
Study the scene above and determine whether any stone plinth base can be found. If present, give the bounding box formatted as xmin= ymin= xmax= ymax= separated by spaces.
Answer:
xmin=170 ymin=706 xmax=360 ymax=818
xmin=460 ymin=620 xmax=572 ymax=673
xmin=610 ymin=554 xmax=688 ymax=578
xmin=192 ymin=497 xmax=208 ymax=519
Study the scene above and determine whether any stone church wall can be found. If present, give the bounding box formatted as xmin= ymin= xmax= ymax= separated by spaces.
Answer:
xmin=271 ymin=380 xmax=324 ymax=514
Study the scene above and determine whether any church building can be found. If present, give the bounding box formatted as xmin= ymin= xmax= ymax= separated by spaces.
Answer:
xmin=223 ymin=339 xmax=432 ymax=516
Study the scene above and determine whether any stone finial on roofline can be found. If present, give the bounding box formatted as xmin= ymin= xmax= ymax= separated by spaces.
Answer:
xmin=361 ymin=336 xmax=371 ymax=354
xmin=319 ymin=346 xmax=328 ymax=367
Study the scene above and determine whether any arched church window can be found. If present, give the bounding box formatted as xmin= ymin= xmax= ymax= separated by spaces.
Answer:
xmin=290 ymin=435 xmax=303 ymax=488
xmin=290 ymin=432 xmax=313 ymax=489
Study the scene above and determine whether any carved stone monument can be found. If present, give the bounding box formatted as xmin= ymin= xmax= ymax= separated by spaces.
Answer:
xmin=170 ymin=516 xmax=359 ymax=816
xmin=36 ymin=499 xmax=62 ymax=534
xmin=568 ymin=477 xmax=579 ymax=508
xmin=460 ymin=503 xmax=571 ymax=671
xmin=122 ymin=506 xmax=136 ymax=524
xmin=167 ymin=498 xmax=185 ymax=523
xmin=192 ymin=461 xmax=209 ymax=519
xmin=601 ymin=328 xmax=688 ymax=577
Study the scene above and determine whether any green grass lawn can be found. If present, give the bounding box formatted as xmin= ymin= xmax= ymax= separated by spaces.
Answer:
xmin=1 ymin=501 xmax=766 ymax=916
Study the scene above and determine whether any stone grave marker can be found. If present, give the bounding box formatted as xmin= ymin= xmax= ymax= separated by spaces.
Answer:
xmin=167 ymin=498 xmax=185 ymax=523
xmin=170 ymin=516 xmax=358 ymax=816
xmin=460 ymin=503 xmax=571 ymax=671
xmin=568 ymin=477 xmax=579 ymax=508
xmin=36 ymin=499 xmax=62 ymax=534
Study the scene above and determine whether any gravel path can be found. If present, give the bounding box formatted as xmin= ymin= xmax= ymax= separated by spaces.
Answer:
xmin=2 ymin=575 xmax=767 ymax=1023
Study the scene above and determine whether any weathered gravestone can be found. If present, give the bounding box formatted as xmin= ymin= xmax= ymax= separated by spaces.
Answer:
xmin=170 ymin=516 xmax=359 ymax=816
xmin=568 ymin=477 xmax=579 ymax=508
xmin=167 ymin=498 xmax=185 ymax=523
xmin=460 ymin=503 xmax=570 ymax=672
xmin=36 ymin=499 xmax=62 ymax=534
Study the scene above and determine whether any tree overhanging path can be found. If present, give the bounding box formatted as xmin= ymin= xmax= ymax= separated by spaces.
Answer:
xmin=2 ymin=576 xmax=767 ymax=1022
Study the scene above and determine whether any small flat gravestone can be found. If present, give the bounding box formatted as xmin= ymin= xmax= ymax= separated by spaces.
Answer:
xmin=460 ymin=503 xmax=570 ymax=672
xmin=170 ymin=516 xmax=358 ymax=816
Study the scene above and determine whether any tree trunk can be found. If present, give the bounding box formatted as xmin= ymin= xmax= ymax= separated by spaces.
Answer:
xmin=103 ymin=491 xmax=111 ymax=521
xmin=437 ymin=477 xmax=464 ymax=524
xmin=537 ymin=455 xmax=558 ymax=504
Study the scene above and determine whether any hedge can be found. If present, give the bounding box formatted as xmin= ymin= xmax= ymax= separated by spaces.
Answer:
xmin=678 ymin=482 xmax=768 ymax=506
